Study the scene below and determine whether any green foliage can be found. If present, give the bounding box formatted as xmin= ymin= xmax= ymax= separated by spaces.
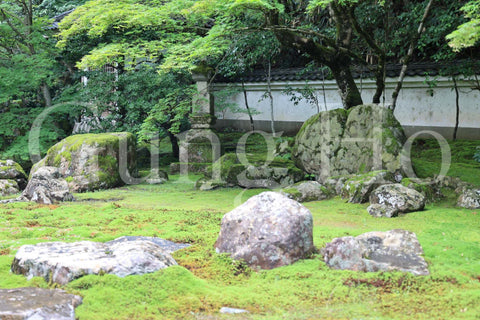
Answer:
xmin=474 ymin=146 xmax=480 ymax=162
xmin=447 ymin=0 xmax=480 ymax=50
xmin=138 ymin=71 xmax=194 ymax=140
xmin=0 ymin=103 xmax=70 ymax=169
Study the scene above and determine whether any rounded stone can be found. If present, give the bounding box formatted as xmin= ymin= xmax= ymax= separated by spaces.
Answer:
xmin=215 ymin=192 xmax=314 ymax=270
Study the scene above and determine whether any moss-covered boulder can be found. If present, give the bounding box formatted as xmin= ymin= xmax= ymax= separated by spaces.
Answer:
xmin=31 ymin=133 xmax=136 ymax=192
xmin=293 ymin=105 xmax=406 ymax=181
xmin=0 ymin=160 xmax=27 ymax=190
xmin=197 ymin=153 xmax=303 ymax=189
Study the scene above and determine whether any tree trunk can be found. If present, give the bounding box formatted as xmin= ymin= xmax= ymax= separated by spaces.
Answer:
xmin=329 ymin=58 xmax=363 ymax=109
xmin=41 ymin=83 xmax=52 ymax=107
xmin=452 ymin=76 xmax=460 ymax=141
xmin=241 ymin=81 xmax=255 ymax=131
xmin=391 ymin=0 xmax=434 ymax=111
xmin=168 ymin=131 xmax=179 ymax=160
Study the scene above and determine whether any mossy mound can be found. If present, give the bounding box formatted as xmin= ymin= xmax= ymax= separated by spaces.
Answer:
xmin=293 ymin=105 xmax=406 ymax=181
xmin=198 ymin=152 xmax=303 ymax=189
xmin=31 ymin=133 xmax=136 ymax=192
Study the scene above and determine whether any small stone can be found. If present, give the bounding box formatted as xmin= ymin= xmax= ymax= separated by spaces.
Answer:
xmin=457 ymin=189 xmax=480 ymax=209
xmin=369 ymin=184 xmax=426 ymax=215
xmin=22 ymin=167 xmax=74 ymax=204
xmin=282 ymin=181 xmax=332 ymax=202
xmin=0 ymin=179 xmax=20 ymax=196
xmin=0 ymin=159 xmax=28 ymax=189
xmin=0 ymin=287 xmax=82 ymax=320
xmin=367 ymin=203 xmax=399 ymax=218
xmin=220 ymin=307 xmax=249 ymax=314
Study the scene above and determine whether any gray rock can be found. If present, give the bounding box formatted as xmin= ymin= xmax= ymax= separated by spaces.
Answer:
xmin=215 ymin=192 xmax=314 ymax=270
xmin=21 ymin=167 xmax=74 ymax=204
xmin=0 ymin=159 xmax=28 ymax=190
xmin=145 ymin=169 xmax=168 ymax=185
xmin=323 ymin=229 xmax=429 ymax=276
xmin=11 ymin=238 xmax=178 ymax=285
xmin=341 ymin=171 xmax=395 ymax=203
xmin=282 ymin=181 xmax=332 ymax=202
xmin=30 ymin=132 xmax=136 ymax=192
xmin=0 ymin=179 xmax=20 ymax=196
xmin=219 ymin=307 xmax=249 ymax=314
xmin=366 ymin=203 xmax=399 ymax=218
xmin=293 ymin=105 xmax=406 ymax=182
xmin=0 ymin=287 xmax=82 ymax=320
xmin=457 ymin=189 xmax=480 ymax=209
xmin=368 ymin=184 xmax=426 ymax=217
xmin=106 ymin=236 xmax=190 ymax=254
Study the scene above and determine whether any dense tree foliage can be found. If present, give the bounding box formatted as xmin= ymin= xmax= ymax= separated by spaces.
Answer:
xmin=0 ymin=0 xmax=478 ymax=168
xmin=447 ymin=0 xmax=480 ymax=50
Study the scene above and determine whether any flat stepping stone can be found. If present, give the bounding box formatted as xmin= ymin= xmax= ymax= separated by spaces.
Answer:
xmin=106 ymin=236 xmax=190 ymax=253
xmin=12 ymin=238 xmax=180 ymax=285
xmin=323 ymin=229 xmax=429 ymax=276
xmin=0 ymin=287 xmax=82 ymax=320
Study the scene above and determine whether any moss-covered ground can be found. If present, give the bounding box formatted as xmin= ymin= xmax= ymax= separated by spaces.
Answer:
xmin=0 ymin=138 xmax=479 ymax=319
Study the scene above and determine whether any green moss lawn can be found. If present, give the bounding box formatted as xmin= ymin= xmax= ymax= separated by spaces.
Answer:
xmin=0 ymin=139 xmax=479 ymax=319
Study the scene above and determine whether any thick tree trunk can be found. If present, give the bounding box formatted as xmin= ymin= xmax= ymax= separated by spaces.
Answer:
xmin=329 ymin=58 xmax=363 ymax=109
xmin=168 ymin=131 xmax=179 ymax=159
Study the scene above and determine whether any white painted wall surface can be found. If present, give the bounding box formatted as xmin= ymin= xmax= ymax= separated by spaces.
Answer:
xmin=213 ymin=76 xmax=480 ymax=138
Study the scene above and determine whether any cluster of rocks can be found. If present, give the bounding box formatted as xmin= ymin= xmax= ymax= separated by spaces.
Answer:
xmin=282 ymin=170 xmax=480 ymax=216
xmin=5 ymin=237 xmax=189 ymax=318
xmin=214 ymin=191 xmax=429 ymax=276
xmin=196 ymin=153 xmax=303 ymax=190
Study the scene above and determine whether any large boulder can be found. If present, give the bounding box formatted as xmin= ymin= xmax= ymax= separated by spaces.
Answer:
xmin=215 ymin=192 xmax=314 ymax=269
xmin=197 ymin=153 xmax=303 ymax=189
xmin=0 ymin=288 xmax=82 ymax=320
xmin=457 ymin=189 xmax=480 ymax=209
xmin=323 ymin=229 xmax=429 ymax=276
xmin=31 ymin=132 xmax=136 ymax=192
xmin=0 ymin=159 xmax=27 ymax=190
xmin=368 ymin=183 xmax=426 ymax=217
xmin=11 ymin=237 xmax=179 ymax=285
xmin=21 ymin=167 xmax=74 ymax=204
xmin=293 ymin=105 xmax=406 ymax=182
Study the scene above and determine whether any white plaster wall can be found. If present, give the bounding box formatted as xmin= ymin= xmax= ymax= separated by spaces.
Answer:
xmin=213 ymin=76 xmax=480 ymax=136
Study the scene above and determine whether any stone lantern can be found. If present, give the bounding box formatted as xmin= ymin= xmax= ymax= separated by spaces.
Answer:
xmin=176 ymin=70 xmax=220 ymax=174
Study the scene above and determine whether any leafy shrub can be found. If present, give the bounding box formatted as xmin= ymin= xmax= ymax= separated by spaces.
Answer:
xmin=474 ymin=146 xmax=480 ymax=163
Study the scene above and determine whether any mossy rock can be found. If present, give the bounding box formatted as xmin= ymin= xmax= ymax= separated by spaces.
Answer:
xmin=31 ymin=133 xmax=137 ymax=192
xmin=198 ymin=152 xmax=303 ymax=189
xmin=341 ymin=170 xmax=396 ymax=204
xmin=0 ymin=160 xmax=27 ymax=190
xmin=282 ymin=181 xmax=334 ymax=202
xmin=0 ymin=179 xmax=20 ymax=196
xmin=293 ymin=105 xmax=406 ymax=182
